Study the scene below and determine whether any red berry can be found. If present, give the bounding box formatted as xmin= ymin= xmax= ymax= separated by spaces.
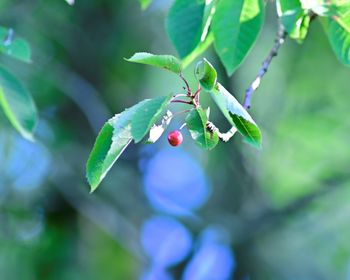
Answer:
xmin=167 ymin=130 xmax=183 ymax=147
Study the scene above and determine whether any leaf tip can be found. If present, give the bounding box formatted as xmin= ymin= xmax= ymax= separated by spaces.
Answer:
xmin=89 ymin=186 xmax=97 ymax=194
xmin=244 ymin=135 xmax=262 ymax=150
xmin=19 ymin=129 xmax=36 ymax=142
xmin=252 ymin=141 xmax=263 ymax=150
xmin=225 ymin=65 xmax=236 ymax=77
xmin=86 ymin=172 xmax=100 ymax=193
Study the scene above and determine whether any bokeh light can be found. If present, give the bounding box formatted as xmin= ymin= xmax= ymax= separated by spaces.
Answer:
xmin=0 ymin=131 xmax=50 ymax=193
xmin=183 ymin=227 xmax=235 ymax=280
xmin=141 ymin=215 xmax=192 ymax=267
xmin=140 ymin=265 xmax=173 ymax=280
xmin=143 ymin=148 xmax=210 ymax=216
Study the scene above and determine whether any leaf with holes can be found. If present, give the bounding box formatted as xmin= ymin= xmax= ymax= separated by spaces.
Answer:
xmin=212 ymin=0 xmax=265 ymax=75
xmin=0 ymin=66 xmax=37 ymax=140
xmin=125 ymin=52 xmax=182 ymax=74
xmin=146 ymin=110 xmax=173 ymax=144
xmin=131 ymin=95 xmax=173 ymax=143
xmin=186 ymin=107 xmax=219 ymax=150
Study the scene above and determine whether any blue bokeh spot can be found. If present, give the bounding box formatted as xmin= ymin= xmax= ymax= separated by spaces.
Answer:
xmin=183 ymin=236 xmax=235 ymax=280
xmin=0 ymin=132 xmax=50 ymax=192
xmin=143 ymin=148 xmax=210 ymax=215
xmin=140 ymin=266 xmax=173 ymax=280
xmin=141 ymin=215 xmax=192 ymax=267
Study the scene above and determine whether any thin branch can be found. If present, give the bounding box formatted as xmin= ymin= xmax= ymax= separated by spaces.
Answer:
xmin=243 ymin=24 xmax=287 ymax=109
xmin=193 ymin=84 xmax=201 ymax=104
xmin=171 ymin=99 xmax=193 ymax=105
xmin=182 ymin=87 xmax=192 ymax=95
xmin=179 ymin=73 xmax=192 ymax=96
xmin=173 ymin=93 xmax=189 ymax=98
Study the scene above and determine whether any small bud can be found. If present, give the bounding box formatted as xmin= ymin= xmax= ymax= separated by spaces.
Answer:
xmin=167 ymin=130 xmax=183 ymax=147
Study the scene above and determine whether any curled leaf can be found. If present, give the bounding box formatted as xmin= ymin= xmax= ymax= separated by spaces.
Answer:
xmin=195 ymin=58 xmax=217 ymax=91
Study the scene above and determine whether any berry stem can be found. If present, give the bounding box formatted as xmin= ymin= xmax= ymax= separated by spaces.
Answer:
xmin=176 ymin=76 xmax=202 ymax=108
xmin=173 ymin=93 xmax=189 ymax=98
xmin=171 ymin=99 xmax=193 ymax=105
xmin=179 ymin=73 xmax=192 ymax=96
xmin=193 ymin=85 xmax=201 ymax=105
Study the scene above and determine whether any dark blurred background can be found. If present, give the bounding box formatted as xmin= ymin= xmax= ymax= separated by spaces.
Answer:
xmin=1 ymin=1 xmax=350 ymax=279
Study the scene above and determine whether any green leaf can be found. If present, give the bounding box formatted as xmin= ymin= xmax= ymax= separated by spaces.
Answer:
xmin=0 ymin=66 xmax=37 ymax=140
xmin=277 ymin=0 xmax=303 ymax=33
xmin=202 ymin=0 xmax=218 ymax=31
xmin=297 ymin=15 xmax=311 ymax=41
xmin=209 ymin=83 xmax=262 ymax=148
xmin=195 ymin=58 xmax=261 ymax=147
xmin=195 ymin=58 xmax=217 ymax=91
xmin=277 ymin=0 xmax=310 ymax=42
xmin=131 ymin=95 xmax=172 ymax=143
xmin=86 ymin=100 xmax=148 ymax=191
xmin=87 ymin=95 xmax=174 ymax=191
xmin=334 ymin=1 xmax=350 ymax=17
xmin=146 ymin=110 xmax=173 ymax=144
xmin=86 ymin=122 xmax=121 ymax=192
xmin=125 ymin=52 xmax=182 ymax=74
xmin=166 ymin=0 xmax=206 ymax=58
xmin=140 ymin=0 xmax=152 ymax=10
xmin=182 ymin=32 xmax=214 ymax=68
xmin=181 ymin=1 xmax=217 ymax=67
xmin=0 ymin=26 xmax=31 ymax=63
xmin=212 ymin=0 xmax=265 ymax=75
xmin=323 ymin=16 xmax=350 ymax=66
xmin=186 ymin=107 xmax=219 ymax=150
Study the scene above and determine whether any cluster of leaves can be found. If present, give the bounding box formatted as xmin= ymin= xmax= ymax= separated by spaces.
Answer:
xmin=86 ymin=53 xmax=262 ymax=191
xmin=139 ymin=0 xmax=350 ymax=73
xmin=0 ymin=26 xmax=37 ymax=141
xmin=278 ymin=0 xmax=350 ymax=65
xmin=1 ymin=0 xmax=347 ymax=144
xmin=87 ymin=0 xmax=350 ymax=191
